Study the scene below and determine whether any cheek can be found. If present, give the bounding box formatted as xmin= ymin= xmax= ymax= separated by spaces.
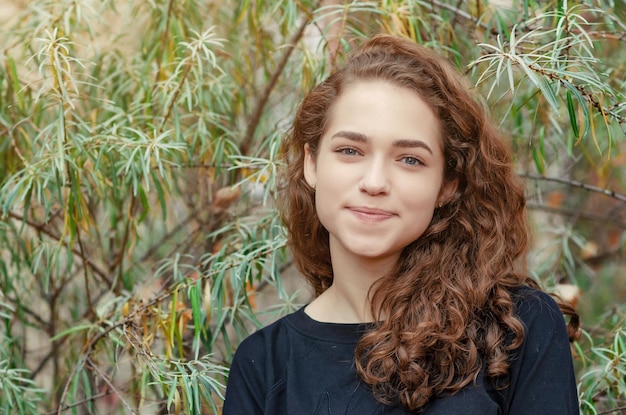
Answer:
xmin=315 ymin=160 xmax=349 ymax=190
xmin=312 ymin=173 xmax=345 ymax=220
xmin=403 ymin=192 xmax=438 ymax=226
xmin=314 ymin=179 xmax=338 ymax=210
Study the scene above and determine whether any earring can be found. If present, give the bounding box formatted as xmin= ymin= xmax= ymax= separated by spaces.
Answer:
xmin=438 ymin=202 xmax=443 ymax=208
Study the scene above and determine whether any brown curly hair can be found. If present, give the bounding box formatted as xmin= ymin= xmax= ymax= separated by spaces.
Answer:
xmin=278 ymin=34 xmax=579 ymax=412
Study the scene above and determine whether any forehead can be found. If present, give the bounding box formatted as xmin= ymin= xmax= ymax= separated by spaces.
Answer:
xmin=322 ymin=80 xmax=443 ymax=148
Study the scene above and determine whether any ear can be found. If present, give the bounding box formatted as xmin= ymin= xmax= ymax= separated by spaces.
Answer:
xmin=438 ymin=178 xmax=459 ymax=206
xmin=303 ymin=143 xmax=317 ymax=189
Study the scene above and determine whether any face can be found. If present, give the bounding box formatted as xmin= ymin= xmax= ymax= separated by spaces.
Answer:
xmin=304 ymin=80 xmax=456 ymax=267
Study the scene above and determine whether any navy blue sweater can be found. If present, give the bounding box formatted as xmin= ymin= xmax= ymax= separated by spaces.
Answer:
xmin=223 ymin=287 xmax=579 ymax=414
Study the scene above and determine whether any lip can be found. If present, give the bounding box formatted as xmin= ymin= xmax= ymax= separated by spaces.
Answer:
xmin=348 ymin=206 xmax=395 ymax=222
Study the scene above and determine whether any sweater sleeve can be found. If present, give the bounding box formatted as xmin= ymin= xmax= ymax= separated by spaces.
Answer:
xmin=506 ymin=289 xmax=579 ymax=415
xmin=222 ymin=332 xmax=267 ymax=415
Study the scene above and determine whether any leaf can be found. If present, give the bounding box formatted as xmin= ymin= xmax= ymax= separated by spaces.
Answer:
xmin=137 ymin=185 xmax=150 ymax=224
xmin=562 ymin=80 xmax=591 ymax=139
xmin=538 ymin=78 xmax=560 ymax=113
xmin=531 ymin=127 xmax=546 ymax=174
xmin=566 ymin=90 xmax=579 ymax=139
xmin=615 ymin=0 xmax=626 ymax=23
xmin=150 ymin=169 xmax=167 ymax=222
xmin=49 ymin=324 xmax=93 ymax=341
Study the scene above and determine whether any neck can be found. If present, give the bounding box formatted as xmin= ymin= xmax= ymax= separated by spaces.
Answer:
xmin=305 ymin=242 xmax=396 ymax=323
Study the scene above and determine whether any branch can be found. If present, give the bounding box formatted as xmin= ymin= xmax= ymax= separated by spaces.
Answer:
xmin=241 ymin=16 xmax=311 ymax=156
xmin=3 ymin=295 xmax=51 ymax=331
xmin=526 ymin=202 xmax=626 ymax=230
xmin=76 ymin=226 xmax=96 ymax=319
xmin=522 ymin=173 xmax=626 ymax=203
xmin=136 ymin=205 xmax=202 ymax=264
xmin=588 ymin=30 xmax=626 ymax=42
xmin=7 ymin=211 xmax=112 ymax=287
xmin=87 ymin=358 xmax=137 ymax=415
xmin=425 ymin=0 xmax=494 ymax=34
xmin=527 ymin=63 xmax=626 ymax=127
xmin=152 ymin=0 xmax=177 ymax=90
xmin=159 ymin=59 xmax=194 ymax=132
xmin=597 ymin=405 xmax=626 ymax=415
xmin=45 ymin=391 xmax=111 ymax=415
xmin=55 ymin=239 xmax=286 ymax=413
xmin=112 ymin=195 xmax=138 ymax=294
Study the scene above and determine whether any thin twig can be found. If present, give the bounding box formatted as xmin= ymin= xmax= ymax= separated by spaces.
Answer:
xmin=425 ymin=0 xmax=493 ymax=34
xmin=241 ymin=17 xmax=311 ymax=156
xmin=29 ymin=335 xmax=70 ymax=379
xmin=522 ymin=173 xmax=626 ymax=203
xmin=6 ymin=211 xmax=112 ymax=286
xmin=46 ymin=391 xmax=111 ymax=415
xmin=588 ymin=30 xmax=626 ymax=42
xmin=526 ymin=203 xmax=626 ymax=230
xmin=113 ymin=195 xmax=138 ymax=294
xmin=3 ymin=296 xmax=51 ymax=331
xmin=54 ymin=240 xmax=286 ymax=413
xmin=528 ymin=63 xmax=626 ymax=127
xmin=159 ymin=59 xmax=194 ymax=132
xmin=76 ymin=226 xmax=96 ymax=319
xmin=596 ymin=403 xmax=626 ymax=415
xmin=88 ymin=357 xmax=138 ymax=415
xmin=137 ymin=206 xmax=203 ymax=263
xmin=152 ymin=0 xmax=177 ymax=91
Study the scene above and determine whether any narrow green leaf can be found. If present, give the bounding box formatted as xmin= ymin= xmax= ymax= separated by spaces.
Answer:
xmin=561 ymin=80 xmax=591 ymax=139
xmin=137 ymin=185 xmax=150 ymax=224
xmin=189 ymin=280 xmax=203 ymax=339
xmin=531 ymin=127 xmax=546 ymax=174
xmin=151 ymin=169 xmax=167 ymax=222
xmin=49 ymin=324 xmax=93 ymax=342
xmin=538 ymin=78 xmax=560 ymax=113
xmin=566 ymin=90 xmax=579 ymax=139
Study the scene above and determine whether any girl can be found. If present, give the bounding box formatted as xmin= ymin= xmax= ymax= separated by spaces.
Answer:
xmin=223 ymin=34 xmax=579 ymax=414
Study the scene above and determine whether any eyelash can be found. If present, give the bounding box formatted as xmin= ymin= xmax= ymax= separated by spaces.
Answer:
xmin=400 ymin=156 xmax=423 ymax=166
xmin=336 ymin=147 xmax=361 ymax=156
xmin=335 ymin=146 xmax=425 ymax=167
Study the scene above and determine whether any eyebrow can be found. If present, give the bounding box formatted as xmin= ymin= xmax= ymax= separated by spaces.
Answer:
xmin=331 ymin=130 xmax=433 ymax=155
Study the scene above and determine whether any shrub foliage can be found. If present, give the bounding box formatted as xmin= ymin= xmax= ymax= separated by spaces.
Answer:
xmin=0 ymin=0 xmax=625 ymax=413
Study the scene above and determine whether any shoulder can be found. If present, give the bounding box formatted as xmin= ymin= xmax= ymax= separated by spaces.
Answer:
xmin=508 ymin=285 xmax=571 ymax=356
xmin=223 ymin=309 xmax=302 ymax=414
xmin=509 ymin=285 xmax=565 ymax=332
xmin=231 ymin=309 xmax=299 ymax=368
xmin=502 ymin=285 xmax=579 ymax=414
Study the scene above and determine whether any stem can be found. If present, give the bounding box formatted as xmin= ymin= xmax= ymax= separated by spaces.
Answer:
xmin=241 ymin=17 xmax=311 ymax=156
xmin=7 ymin=211 xmax=112 ymax=287
xmin=153 ymin=0 xmax=177 ymax=89
xmin=597 ymin=405 xmax=626 ymax=415
xmin=526 ymin=202 xmax=626 ymax=230
xmin=76 ymin=226 xmax=96 ymax=318
xmin=113 ymin=195 xmax=138 ymax=294
xmin=55 ymin=239 xmax=286 ymax=412
xmin=159 ymin=59 xmax=194 ymax=132
xmin=522 ymin=173 xmax=626 ymax=203
xmin=46 ymin=391 xmax=110 ymax=415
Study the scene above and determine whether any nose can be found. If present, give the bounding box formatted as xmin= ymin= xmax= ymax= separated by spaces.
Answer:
xmin=359 ymin=158 xmax=390 ymax=195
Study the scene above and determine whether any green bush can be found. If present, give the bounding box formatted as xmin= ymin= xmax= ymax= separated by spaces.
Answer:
xmin=0 ymin=0 xmax=624 ymax=413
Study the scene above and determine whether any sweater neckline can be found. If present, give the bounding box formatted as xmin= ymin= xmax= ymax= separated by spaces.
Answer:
xmin=286 ymin=306 xmax=374 ymax=345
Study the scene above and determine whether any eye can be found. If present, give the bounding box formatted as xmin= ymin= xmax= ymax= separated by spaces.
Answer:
xmin=400 ymin=156 xmax=423 ymax=166
xmin=336 ymin=147 xmax=360 ymax=156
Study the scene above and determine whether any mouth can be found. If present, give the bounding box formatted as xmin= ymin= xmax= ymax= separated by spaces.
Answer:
xmin=348 ymin=207 xmax=395 ymax=222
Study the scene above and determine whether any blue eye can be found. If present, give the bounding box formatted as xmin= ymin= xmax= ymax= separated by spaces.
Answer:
xmin=338 ymin=147 xmax=359 ymax=156
xmin=402 ymin=156 xmax=421 ymax=166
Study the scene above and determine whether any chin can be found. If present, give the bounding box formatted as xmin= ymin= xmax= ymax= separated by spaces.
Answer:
xmin=354 ymin=249 xmax=398 ymax=262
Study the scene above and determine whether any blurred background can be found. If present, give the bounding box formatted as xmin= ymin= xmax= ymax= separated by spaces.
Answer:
xmin=0 ymin=0 xmax=624 ymax=413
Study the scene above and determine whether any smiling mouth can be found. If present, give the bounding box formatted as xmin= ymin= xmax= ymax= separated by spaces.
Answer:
xmin=348 ymin=207 xmax=395 ymax=222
